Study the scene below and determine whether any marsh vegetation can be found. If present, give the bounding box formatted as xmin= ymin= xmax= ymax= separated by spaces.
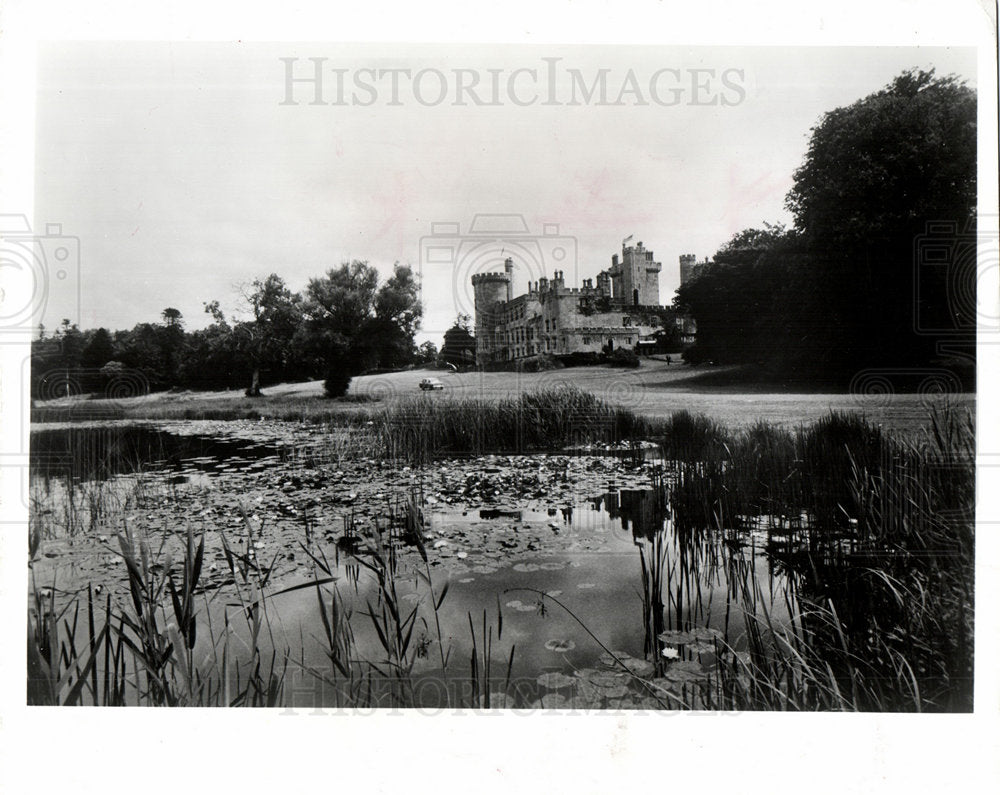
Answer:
xmin=28 ymin=387 xmax=974 ymax=711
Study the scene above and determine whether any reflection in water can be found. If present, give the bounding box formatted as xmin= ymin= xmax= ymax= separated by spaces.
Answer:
xmin=589 ymin=488 xmax=668 ymax=541
xmin=31 ymin=424 xmax=286 ymax=483
xmin=30 ymin=425 xmax=798 ymax=709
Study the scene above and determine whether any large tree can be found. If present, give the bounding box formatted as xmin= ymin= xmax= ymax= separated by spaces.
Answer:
xmin=785 ymin=68 xmax=976 ymax=369
xmin=678 ymin=69 xmax=976 ymax=377
xmin=371 ymin=264 xmax=422 ymax=369
xmin=302 ymin=261 xmax=422 ymax=391
xmin=236 ymin=274 xmax=303 ymax=396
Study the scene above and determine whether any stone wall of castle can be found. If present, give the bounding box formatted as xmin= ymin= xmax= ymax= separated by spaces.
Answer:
xmin=472 ymin=242 xmax=691 ymax=365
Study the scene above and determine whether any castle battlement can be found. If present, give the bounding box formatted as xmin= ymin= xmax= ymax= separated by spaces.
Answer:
xmin=679 ymin=253 xmax=700 ymax=286
xmin=470 ymin=272 xmax=511 ymax=284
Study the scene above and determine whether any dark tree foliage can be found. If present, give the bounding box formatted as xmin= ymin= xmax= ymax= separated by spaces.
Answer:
xmin=30 ymin=260 xmax=423 ymax=400
xmin=416 ymin=341 xmax=439 ymax=364
xmin=303 ymin=260 xmax=423 ymax=381
xmin=678 ymin=69 xmax=976 ymax=379
xmin=440 ymin=317 xmax=476 ymax=368
xmin=236 ymin=275 xmax=304 ymax=396
xmin=675 ymin=226 xmax=799 ymax=366
xmin=323 ymin=366 xmax=353 ymax=398
xmin=81 ymin=328 xmax=115 ymax=370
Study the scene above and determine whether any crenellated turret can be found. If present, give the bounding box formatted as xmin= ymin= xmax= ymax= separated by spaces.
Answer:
xmin=679 ymin=254 xmax=698 ymax=285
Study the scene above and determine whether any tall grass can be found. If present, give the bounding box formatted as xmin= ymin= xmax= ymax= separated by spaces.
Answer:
xmin=662 ymin=408 xmax=974 ymax=711
xmin=27 ymin=488 xmax=519 ymax=709
xmin=27 ymin=389 xmax=974 ymax=711
xmin=373 ymin=385 xmax=656 ymax=462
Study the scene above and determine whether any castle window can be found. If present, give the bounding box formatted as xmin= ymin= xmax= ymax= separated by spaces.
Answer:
xmin=622 ymin=316 xmax=632 ymax=326
xmin=582 ymin=336 xmax=590 ymax=345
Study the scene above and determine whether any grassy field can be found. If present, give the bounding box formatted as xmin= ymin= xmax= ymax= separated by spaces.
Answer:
xmin=33 ymin=360 xmax=975 ymax=436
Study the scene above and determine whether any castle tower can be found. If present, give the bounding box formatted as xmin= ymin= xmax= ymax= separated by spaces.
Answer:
xmin=609 ymin=254 xmax=623 ymax=300
xmin=471 ymin=270 xmax=511 ymax=364
xmin=504 ymin=257 xmax=514 ymax=301
xmin=618 ymin=241 xmax=661 ymax=306
xmin=679 ymin=254 xmax=698 ymax=285
xmin=596 ymin=270 xmax=611 ymax=296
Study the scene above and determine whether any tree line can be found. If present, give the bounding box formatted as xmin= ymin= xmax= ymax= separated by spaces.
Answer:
xmin=673 ymin=69 xmax=977 ymax=382
xmin=31 ymin=261 xmax=430 ymax=399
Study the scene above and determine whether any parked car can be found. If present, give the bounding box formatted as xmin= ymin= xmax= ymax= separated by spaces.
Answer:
xmin=419 ymin=378 xmax=445 ymax=391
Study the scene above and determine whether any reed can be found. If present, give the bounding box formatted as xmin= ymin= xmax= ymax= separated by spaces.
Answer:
xmin=27 ymin=393 xmax=974 ymax=711
xmin=659 ymin=407 xmax=974 ymax=711
xmin=372 ymin=385 xmax=657 ymax=461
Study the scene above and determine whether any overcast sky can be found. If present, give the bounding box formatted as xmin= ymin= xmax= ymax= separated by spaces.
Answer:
xmin=34 ymin=43 xmax=976 ymax=343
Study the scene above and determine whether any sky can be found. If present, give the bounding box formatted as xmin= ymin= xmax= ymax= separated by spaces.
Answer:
xmin=33 ymin=43 xmax=977 ymax=344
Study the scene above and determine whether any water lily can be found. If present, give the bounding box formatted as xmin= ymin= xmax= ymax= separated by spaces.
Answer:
xmin=661 ymin=646 xmax=680 ymax=659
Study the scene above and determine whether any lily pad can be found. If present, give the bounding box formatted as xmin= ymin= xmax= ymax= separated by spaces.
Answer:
xmin=576 ymin=669 xmax=631 ymax=700
xmin=663 ymin=661 xmax=706 ymax=684
xmin=621 ymin=657 xmax=655 ymax=677
xmin=537 ymin=672 xmax=577 ymax=689
xmin=598 ymin=683 xmax=631 ymax=699
xmin=598 ymin=650 xmax=633 ymax=668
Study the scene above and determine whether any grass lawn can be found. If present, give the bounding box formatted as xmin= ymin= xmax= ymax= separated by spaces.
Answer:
xmin=31 ymin=359 xmax=975 ymax=437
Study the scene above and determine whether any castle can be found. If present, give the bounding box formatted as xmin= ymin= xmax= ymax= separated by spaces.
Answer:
xmin=471 ymin=239 xmax=694 ymax=365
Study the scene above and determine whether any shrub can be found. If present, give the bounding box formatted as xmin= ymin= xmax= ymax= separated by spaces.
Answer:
xmin=605 ymin=348 xmax=640 ymax=368
xmin=519 ymin=353 xmax=564 ymax=372
xmin=556 ymin=351 xmax=601 ymax=368
xmin=324 ymin=369 xmax=352 ymax=398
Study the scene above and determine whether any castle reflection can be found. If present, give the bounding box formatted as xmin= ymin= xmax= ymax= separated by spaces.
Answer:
xmin=589 ymin=488 xmax=668 ymax=542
